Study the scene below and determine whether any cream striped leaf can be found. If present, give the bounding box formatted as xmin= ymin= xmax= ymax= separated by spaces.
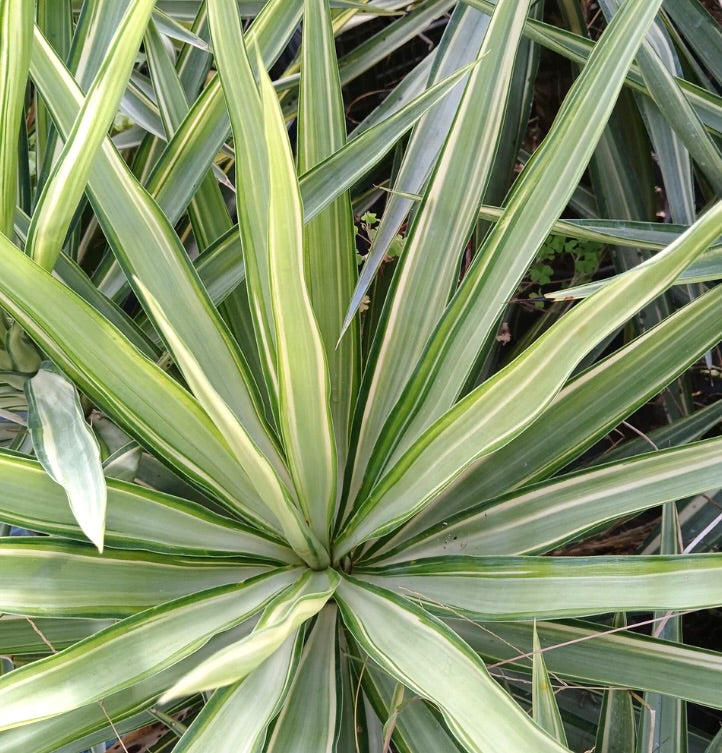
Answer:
xmin=360 ymin=0 xmax=670 ymax=491
xmin=266 ymin=606 xmax=338 ymax=753
xmin=341 ymin=3 xmax=489 ymax=334
xmin=0 ymin=450 xmax=294 ymax=561
xmin=464 ymin=0 xmax=722 ymax=135
xmin=298 ymin=0 xmax=359 ymax=482
xmin=453 ymin=617 xmax=722 ymax=710
xmin=334 ymin=201 xmax=722 ymax=557
xmin=0 ymin=230 xmax=267 ymax=528
xmin=136 ymin=281 xmax=329 ymax=570
xmin=0 ymin=0 xmax=32 ymax=237
xmin=532 ymin=625 xmax=567 ymax=746
xmin=30 ymin=30 xmax=285 ymax=493
xmin=336 ymin=576 xmax=571 ymax=753
xmin=259 ymin=55 xmax=339 ymax=546
xmin=369 ymin=436 xmax=722 ymax=563
xmin=28 ymin=0 xmax=155 ymax=271
xmin=207 ymin=0 xmax=285 ymax=412
xmin=0 ymin=568 xmax=300 ymax=731
xmin=0 ymin=539 xmax=267 ymax=618
xmin=360 ymin=554 xmax=722 ymax=619
xmin=171 ymin=633 xmax=302 ymax=753
xmin=160 ymin=568 xmax=340 ymax=701
xmin=345 ymin=0 xmax=532 ymax=507
xmin=382 ymin=280 xmax=722 ymax=549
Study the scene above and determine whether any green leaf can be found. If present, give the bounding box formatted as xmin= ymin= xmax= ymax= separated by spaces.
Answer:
xmin=464 ymin=0 xmax=722 ymax=136
xmin=357 ymin=0 xmax=671 ymax=499
xmin=260 ymin=57 xmax=338 ymax=545
xmin=299 ymin=62 xmax=475 ymax=222
xmin=0 ymin=622 xmax=255 ymax=753
xmin=30 ymin=29 xmax=284 ymax=487
xmin=0 ymin=538 xmax=266 ymax=618
xmin=298 ymin=0 xmax=360 ymax=479
xmin=0 ymin=0 xmax=32 ymax=237
xmin=0 ymin=568 xmax=299 ymax=730
xmin=453 ymin=617 xmax=722 ymax=710
xmin=602 ymin=0 xmax=722 ymax=199
xmin=359 ymin=660 xmax=463 ymax=753
xmin=25 ymin=363 xmax=107 ymax=552
xmin=0 ymin=449 xmax=294 ymax=561
xmin=0 ymin=616 xmax=113 ymax=656
xmin=371 ymin=436 xmax=722 ymax=562
xmin=266 ymin=606 xmax=338 ymax=753
xmin=335 ymin=200 xmax=722 ymax=558
xmin=28 ymin=0 xmax=156 ymax=271
xmin=662 ymin=0 xmax=722 ymax=88
xmin=532 ymin=624 xmax=567 ymax=746
xmin=171 ymin=633 xmax=301 ymax=753
xmin=390 ymin=278 xmax=722 ymax=547
xmin=136 ymin=280 xmax=328 ymax=569
xmin=152 ymin=7 xmax=210 ymax=51
xmin=345 ymin=0 xmax=532 ymax=505
xmin=336 ymin=576 xmax=570 ymax=753
xmin=144 ymin=0 xmax=305 ymax=228
xmin=342 ymin=4 xmax=489 ymax=332
xmin=360 ymin=554 xmax=722 ymax=620
xmin=0 ymin=230 xmax=271 ymax=528
xmin=160 ymin=568 xmax=340 ymax=701
xmin=595 ymin=615 xmax=636 ymax=753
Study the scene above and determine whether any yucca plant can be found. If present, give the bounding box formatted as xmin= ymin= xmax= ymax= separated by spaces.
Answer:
xmin=1 ymin=0 xmax=722 ymax=751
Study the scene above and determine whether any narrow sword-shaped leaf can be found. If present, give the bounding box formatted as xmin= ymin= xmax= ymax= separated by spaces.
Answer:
xmin=360 ymin=554 xmax=722 ymax=619
xmin=532 ymin=625 xmax=567 ymax=746
xmin=152 ymin=7 xmax=210 ymax=50
xmin=298 ymin=0 xmax=360 ymax=483
xmin=361 ymin=0 xmax=670 ymax=492
xmin=0 ymin=230 xmax=271 ymax=527
xmin=259 ymin=58 xmax=338 ymax=544
xmin=161 ymin=568 xmax=340 ymax=701
xmin=0 ymin=450 xmax=294 ymax=561
xmin=662 ymin=0 xmax=722 ymax=88
xmin=636 ymin=503 xmax=687 ymax=753
xmin=602 ymin=0 xmax=722 ymax=197
xmin=371 ymin=436 xmax=722 ymax=563
xmin=0 ymin=0 xmax=32 ymax=237
xmin=25 ymin=364 xmax=106 ymax=552
xmin=594 ymin=615 xmax=636 ymax=753
xmin=206 ymin=0 xmax=302 ymax=413
xmin=453 ymin=617 xmax=722 ymax=710
xmin=358 ymin=660 xmax=463 ymax=753
xmin=335 ymin=201 xmax=722 ymax=557
xmin=346 ymin=0 xmax=532 ymax=506
xmin=30 ymin=31 xmax=285 ymax=487
xmin=266 ymin=606 xmax=338 ymax=753
xmin=463 ymin=0 xmax=722 ymax=136
xmin=0 ymin=568 xmax=299 ymax=730
xmin=341 ymin=4 xmax=489 ymax=334
xmin=0 ymin=538 xmax=266 ymax=618
xmin=28 ymin=0 xmax=155 ymax=271
xmin=0 ymin=622 xmax=254 ymax=753
xmin=144 ymin=0 xmax=304 ymax=226
xmin=137 ymin=281 xmax=329 ymax=569
xmin=299 ymin=62 xmax=475 ymax=220
xmin=411 ymin=279 xmax=722 ymax=535
xmin=171 ymin=633 xmax=301 ymax=753
xmin=336 ymin=576 xmax=571 ymax=753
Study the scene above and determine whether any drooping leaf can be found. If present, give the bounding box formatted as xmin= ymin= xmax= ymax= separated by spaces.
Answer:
xmin=25 ymin=363 xmax=107 ymax=552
